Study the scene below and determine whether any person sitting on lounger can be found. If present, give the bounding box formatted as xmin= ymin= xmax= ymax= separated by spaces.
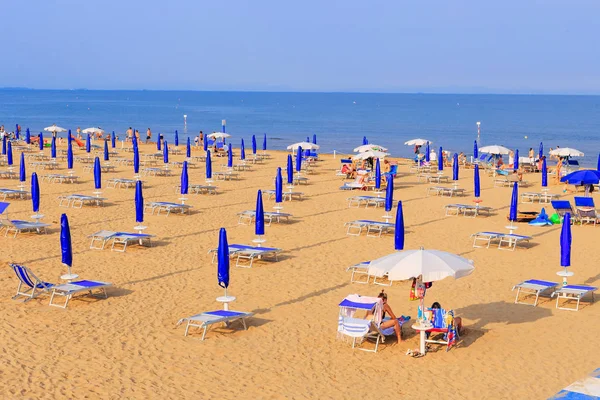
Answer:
xmin=341 ymin=163 xmax=354 ymax=178
xmin=365 ymin=290 xmax=404 ymax=342
xmin=430 ymin=302 xmax=462 ymax=333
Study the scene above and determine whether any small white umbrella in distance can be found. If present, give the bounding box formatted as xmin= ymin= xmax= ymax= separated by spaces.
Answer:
xmin=353 ymin=144 xmax=388 ymax=152
xmin=368 ymin=247 xmax=474 ymax=282
xmin=479 ymin=145 xmax=511 ymax=155
xmin=549 ymin=147 xmax=585 ymax=157
xmin=352 ymin=150 xmax=390 ymax=160
xmin=44 ymin=125 xmax=67 ymax=133
xmin=82 ymin=127 xmax=104 ymax=134
xmin=207 ymin=132 xmax=231 ymax=139
xmin=404 ymin=138 xmax=432 ymax=146
xmin=286 ymin=142 xmax=320 ymax=150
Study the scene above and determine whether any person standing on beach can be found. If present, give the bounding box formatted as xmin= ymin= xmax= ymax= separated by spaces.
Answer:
xmin=146 ymin=128 xmax=152 ymax=144
xmin=528 ymin=147 xmax=534 ymax=164
xmin=76 ymin=127 xmax=81 ymax=137
xmin=135 ymin=130 xmax=140 ymax=141
xmin=126 ymin=127 xmax=133 ymax=142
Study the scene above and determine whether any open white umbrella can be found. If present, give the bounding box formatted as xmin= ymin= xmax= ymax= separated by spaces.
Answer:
xmin=44 ymin=125 xmax=67 ymax=133
xmin=286 ymin=142 xmax=320 ymax=150
xmin=479 ymin=145 xmax=511 ymax=155
xmin=404 ymin=138 xmax=432 ymax=146
xmin=352 ymin=150 xmax=389 ymax=160
xmin=82 ymin=127 xmax=104 ymax=134
xmin=207 ymin=132 xmax=231 ymax=139
xmin=549 ymin=147 xmax=584 ymax=157
xmin=353 ymin=144 xmax=388 ymax=153
xmin=368 ymin=247 xmax=474 ymax=282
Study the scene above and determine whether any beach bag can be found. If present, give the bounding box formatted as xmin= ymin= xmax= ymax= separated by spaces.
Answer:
xmin=409 ymin=278 xmax=419 ymax=301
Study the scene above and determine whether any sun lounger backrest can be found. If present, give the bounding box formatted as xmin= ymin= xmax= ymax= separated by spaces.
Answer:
xmin=574 ymin=197 xmax=594 ymax=208
xmin=11 ymin=264 xmax=38 ymax=288
xmin=551 ymin=200 xmax=572 ymax=212
xmin=0 ymin=202 xmax=10 ymax=215
xmin=389 ymin=165 xmax=398 ymax=175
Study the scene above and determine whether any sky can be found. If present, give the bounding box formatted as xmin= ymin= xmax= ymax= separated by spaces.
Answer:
xmin=2 ymin=0 xmax=599 ymax=94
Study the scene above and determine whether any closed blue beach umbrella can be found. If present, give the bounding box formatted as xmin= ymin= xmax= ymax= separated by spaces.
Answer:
xmin=539 ymin=142 xmax=544 ymax=160
xmin=263 ymin=134 xmax=267 ymax=151
xmin=7 ymin=142 xmax=13 ymax=166
xmin=306 ymin=136 xmax=310 ymax=143
xmin=31 ymin=172 xmax=40 ymax=213
xmin=473 ymin=140 xmax=478 ymax=159
xmin=2 ymin=135 xmax=6 ymax=155
xmin=474 ymin=164 xmax=480 ymax=198
xmin=186 ymin=137 xmax=191 ymax=158
xmin=438 ymin=147 xmax=443 ymax=171
xmin=181 ymin=161 xmax=189 ymax=195
xmin=86 ymin=134 xmax=91 ymax=153
xmin=287 ymin=154 xmax=293 ymax=184
xmin=25 ymin=128 xmax=30 ymax=144
xmin=163 ymin=141 xmax=169 ymax=164
xmin=275 ymin=167 xmax=283 ymax=203
xmin=541 ymin=158 xmax=548 ymax=187
xmin=206 ymin=150 xmax=212 ymax=179
xmin=227 ymin=146 xmax=233 ymax=168
xmin=133 ymin=144 xmax=140 ymax=174
xmin=385 ymin=175 xmax=394 ymax=212
xmin=509 ymin=182 xmax=518 ymax=222
xmin=425 ymin=141 xmax=430 ymax=162
xmin=560 ymin=213 xmax=572 ymax=268
xmin=19 ymin=153 xmax=26 ymax=182
xmin=597 ymin=153 xmax=600 ymax=171
xmin=394 ymin=201 xmax=404 ymax=251
xmin=255 ymin=190 xmax=265 ymax=236
xmin=363 ymin=136 xmax=368 ymax=145
xmin=252 ymin=135 xmax=257 ymax=154
xmin=104 ymin=140 xmax=109 ymax=161
xmin=452 ymin=153 xmax=459 ymax=181
xmin=67 ymin=139 xmax=73 ymax=169
xmin=39 ymin=133 xmax=44 ymax=151
xmin=296 ymin=146 xmax=302 ymax=173
xmin=94 ymin=157 xmax=102 ymax=189
xmin=240 ymin=139 xmax=246 ymax=160
xmin=175 ymin=130 xmax=179 ymax=147
xmin=135 ymin=180 xmax=144 ymax=223
xmin=67 ymin=130 xmax=71 ymax=147
xmin=217 ymin=228 xmax=230 ymax=289
xmin=157 ymin=136 xmax=161 ymax=151
xmin=375 ymin=158 xmax=381 ymax=190
xmin=111 ymin=131 xmax=116 ymax=148
xmin=60 ymin=213 xmax=73 ymax=272
xmin=203 ymin=134 xmax=208 ymax=152
xmin=51 ymin=137 xmax=57 ymax=158
xmin=312 ymin=134 xmax=317 ymax=145
xmin=514 ymin=149 xmax=519 ymax=170
xmin=15 ymin=124 xmax=20 ymax=139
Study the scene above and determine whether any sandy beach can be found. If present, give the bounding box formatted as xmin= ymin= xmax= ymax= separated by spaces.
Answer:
xmin=1 ymin=142 xmax=598 ymax=399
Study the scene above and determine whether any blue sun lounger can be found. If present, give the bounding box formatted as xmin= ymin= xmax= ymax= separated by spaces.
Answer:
xmin=552 ymin=284 xmax=597 ymax=311
xmin=551 ymin=200 xmax=576 ymax=219
xmin=9 ymin=264 xmax=55 ymax=302
xmin=345 ymin=220 xmax=395 ymax=237
xmin=209 ymin=244 xmax=283 ymax=268
xmin=49 ymin=280 xmax=113 ymax=308
xmin=512 ymin=279 xmax=559 ymax=306
xmin=177 ymin=310 xmax=254 ymax=340
xmin=549 ymin=368 xmax=600 ymax=399
xmin=89 ymin=230 xmax=154 ymax=252
xmin=574 ymin=197 xmax=598 ymax=226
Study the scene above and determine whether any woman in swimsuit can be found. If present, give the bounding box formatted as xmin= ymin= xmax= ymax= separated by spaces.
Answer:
xmin=367 ymin=290 xmax=404 ymax=343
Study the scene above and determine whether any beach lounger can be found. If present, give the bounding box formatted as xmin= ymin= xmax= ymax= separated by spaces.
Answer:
xmin=427 ymin=174 xmax=449 ymax=184
xmin=209 ymin=244 xmax=283 ymax=268
xmin=42 ymin=174 xmax=79 ymax=184
xmin=0 ymin=219 xmax=51 ymax=237
xmin=9 ymin=264 xmax=54 ymax=302
xmin=347 ymin=196 xmax=385 ymax=208
xmin=190 ymin=184 xmax=218 ymax=194
xmin=147 ymin=201 xmax=192 ymax=216
xmin=498 ymin=233 xmax=532 ymax=251
xmin=471 ymin=232 xmax=502 ymax=248
xmin=551 ymin=284 xmax=597 ymax=311
xmin=512 ymin=279 xmax=559 ymax=306
xmin=88 ymin=230 xmax=154 ymax=251
xmin=344 ymin=220 xmax=395 ymax=237
xmin=263 ymin=189 xmax=303 ymax=201
xmin=551 ymin=200 xmax=576 ymax=219
xmin=445 ymin=204 xmax=492 ymax=217
xmin=48 ymin=280 xmax=112 ymax=308
xmin=574 ymin=197 xmax=598 ymax=226
xmin=143 ymin=167 xmax=171 ymax=176
xmin=346 ymin=261 xmax=371 ymax=284
xmin=0 ymin=170 xmax=17 ymax=179
xmin=237 ymin=210 xmax=292 ymax=226
xmin=177 ymin=310 xmax=254 ymax=339
xmin=58 ymin=194 xmax=106 ymax=208
xmin=549 ymin=368 xmax=600 ymax=399
xmin=0 ymin=188 xmax=29 ymax=200
xmin=107 ymin=178 xmax=140 ymax=189
xmin=213 ymin=171 xmax=239 ymax=180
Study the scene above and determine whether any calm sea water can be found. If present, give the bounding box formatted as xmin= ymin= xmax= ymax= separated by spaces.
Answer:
xmin=1 ymin=90 xmax=599 ymax=165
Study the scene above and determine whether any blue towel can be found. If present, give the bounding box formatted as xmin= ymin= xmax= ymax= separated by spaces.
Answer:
xmin=339 ymin=299 xmax=376 ymax=310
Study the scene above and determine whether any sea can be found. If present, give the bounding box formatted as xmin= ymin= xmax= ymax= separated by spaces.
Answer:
xmin=1 ymin=90 xmax=599 ymax=166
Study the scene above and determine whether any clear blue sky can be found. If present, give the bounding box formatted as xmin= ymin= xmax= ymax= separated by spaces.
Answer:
xmin=2 ymin=0 xmax=598 ymax=94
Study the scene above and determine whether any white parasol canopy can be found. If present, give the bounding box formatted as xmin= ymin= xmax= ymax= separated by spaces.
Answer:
xmin=549 ymin=147 xmax=584 ymax=157
xmin=368 ymin=248 xmax=475 ymax=282
xmin=82 ymin=127 xmax=104 ymax=134
xmin=286 ymin=142 xmax=320 ymax=150
xmin=207 ymin=132 xmax=231 ymax=139
xmin=352 ymin=150 xmax=390 ymax=160
xmin=353 ymin=144 xmax=388 ymax=153
xmin=479 ymin=145 xmax=511 ymax=155
xmin=44 ymin=125 xmax=67 ymax=133
xmin=404 ymin=139 xmax=432 ymax=146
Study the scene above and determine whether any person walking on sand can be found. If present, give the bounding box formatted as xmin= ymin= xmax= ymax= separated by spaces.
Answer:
xmin=126 ymin=127 xmax=133 ymax=142
xmin=146 ymin=128 xmax=152 ymax=144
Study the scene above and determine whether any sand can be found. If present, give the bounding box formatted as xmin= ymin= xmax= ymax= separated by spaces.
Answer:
xmin=1 ymin=142 xmax=598 ymax=399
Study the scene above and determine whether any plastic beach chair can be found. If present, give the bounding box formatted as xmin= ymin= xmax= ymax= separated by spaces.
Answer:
xmin=177 ymin=310 xmax=254 ymax=340
xmin=9 ymin=264 xmax=55 ymax=302
xmin=512 ymin=279 xmax=559 ymax=306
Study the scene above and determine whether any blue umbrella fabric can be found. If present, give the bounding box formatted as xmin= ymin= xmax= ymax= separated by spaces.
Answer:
xmin=385 ymin=175 xmax=394 ymax=212
xmin=86 ymin=134 xmax=91 ymax=153
xmin=217 ymin=228 xmax=230 ymax=289
xmin=452 ymin=153 xmax=459 ymax=181
xmin=163 ymin=141 xmax=169 ymax=164
xmin=186 ymin=137 xmax=191 ymax=158
xmin=227 ymin=146 xmax=233 ymax=168
xmin=255 ymin=190 xmax=265 ymax=236
xmin=94 ymin=157 xmax=102 ymax=189
xmin=514 ymin=149 xmax=519 ymax=170
xmin=16 ymin=124 xmax=20 ymax=138
xmin=560 ymin=213 xmax=572 ymax=267
xmin=306 ymin=136 xmax=310 ymax=143
xmin=438 ymin=147 xmax=443 ymax=171
xmin=112 ymin=131 xmax=116 ymax=148
xmin=539 ymin=142 xmax=544 ymax=160
xmin=26 ymin=128 xmax=30 ymax=144
xmin=2 ymin=135 xmax=6 ymax=155
xmin=560 ymin=170 xmax=600 ymax=186
xmin=203 ymin=134 xmax=208 ymax=152
xmin=31 ymin=172 xmax=40 ymax=213
xmin=263 ymin=134 xmax=267 ymax=151
xmin=473 ymin=140 xmax=478 ymax=159
xmin=394 ymin=201 xmax=404 ymax=251
xmin=135 ymin=180 xmax=144 ymax=223
xmin=425 ymin=141 xmax=430 ymax=162
xmin=39 ymin=133 xmax=44 ymax=151
xmin=19 ymin=153 xmax=26 ymax=182
xmin=51 ymin=137 xmax=57 ymax=158
xmin=296 ymin=146 xmax=302 ymax=172
xmin=287 ymin=154 xmax=293 ymax=184
xmin=104 ymin=140 xmax=109 ymax=161
xmin=175 ymin=130 xmax=179 ymax=147
xmin=509 ymin=182 xmax=518 ymax=222
xmin=206 ymin=150 xmax=212 ymax=180
xmin=240 ymin=139 xmax=246 ymax=160
xmin=312 ymin=134 xmax=317 ymax=145
xmin=542 ymin=158 xmax=548 ymax=187
xmin=133 ymin=144 xmax=140 ymax=174
xmin=363 ymin=136 xmax=368 ymax=145
xmin=181 ymin=161 xmax=188 ymax=195
xmin=597 ymin=153 xmax=600 ymax=171
xmin=157 ymin=136 xmax=161 ymax=151
xmin=60 ymin=213 xmax=73 ymax=271
xmin=474 ymin=164 xmax=481 ymax=198
xmin=7 ymin=142 xmax=13 ymax=166
xmin=375 ymin=158 xmax=381 ymax=190
xmin=275 ymin=167 xmax=283 ymax=203
xmin=252 ymin=135 xmax=257 ymax=154
xmin=67 ymin=139 xmax=74 ymax=169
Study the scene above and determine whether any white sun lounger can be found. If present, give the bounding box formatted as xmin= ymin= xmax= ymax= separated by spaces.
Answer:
xmin=209 ymin=244 xmax=283 ymax=268
xmin=0 ymin=219 xmax=51 ymax=237
xmin=177 ymin=310 xmax=254 ymax=340
xmin=0 ymin=188 xmax=30 ymax=200
xmin=107 ymin=178 xmax=140 ymax=189
xmin=551 ymin=285 xmax=597 ymax=311
xmin=263 ymin=189 xmax=303 ymax=201
xmin=344 ymin=220 xmax=395 ymax=237
xmin=512 ymin=279 xmax=559 ymax=306
xmin=347 ymin=196 xmax=385 ymax=208
xmin=41 ymin=174 xmax=79 ymax=184
xmin=190 ymin=184 xmax=218 ymax=194
xmin=9 ymin=264 xmax=55 ymax=302
xmin=346 ymin=261 xmax=371 ymax=284
xmin=49 ymin=280 xmax=112 ymax=308
xmin=237 ymin=210 xmax=292 ymax=226
xmin=445 ymin=204 xmax=492 ymax=217
xmin=147 ymin=201 xmax=192 ymax=216
xmin=58 ymin=194 xmax=106 ymax=208
xmin=498 ymin=233 xmax=532 ymax=251
xmin=88 ymin=230 xmax=154 ymax=252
